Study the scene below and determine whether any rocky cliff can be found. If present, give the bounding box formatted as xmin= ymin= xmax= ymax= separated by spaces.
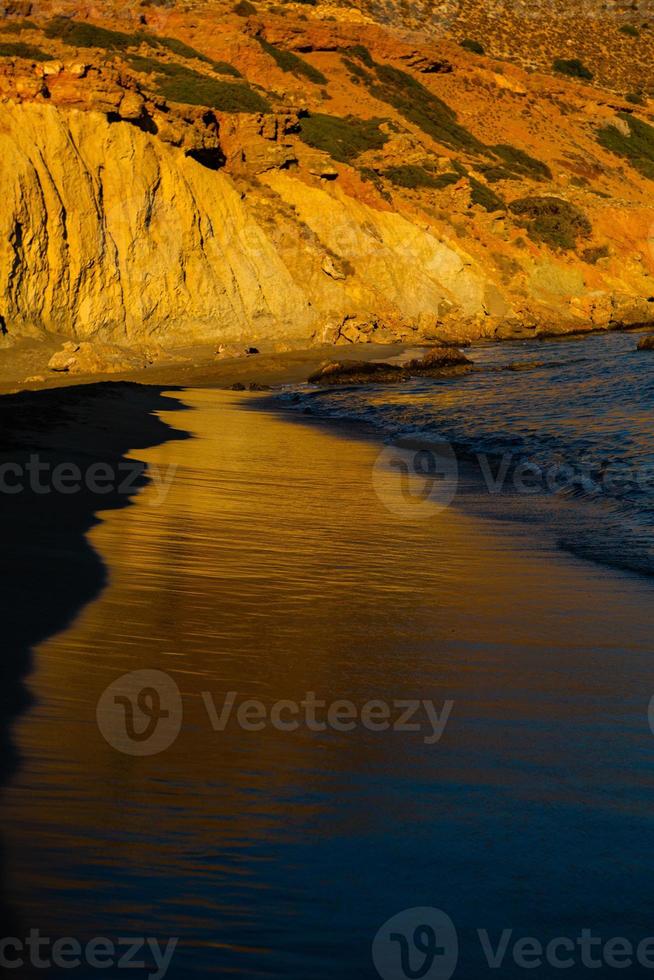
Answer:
xmin=1 ymin=0 xmax=654 ymax=354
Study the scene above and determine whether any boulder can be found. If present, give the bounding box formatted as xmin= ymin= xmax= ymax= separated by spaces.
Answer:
xmin=403 ymin=347 xmax=472 ymax=372
xmin=48 ymin=341 xmax=147 ymax=375
xmin=308 ymin=360 xmax=405 ymax=385
xmin=637 ymin=334 xmax=654 ymax=351
xmin=308 ymin=347 xmax=471 ymax=385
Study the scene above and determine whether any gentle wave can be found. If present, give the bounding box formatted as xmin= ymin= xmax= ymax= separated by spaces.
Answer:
xmin=279 ymin=331 xmax=654 ymax=576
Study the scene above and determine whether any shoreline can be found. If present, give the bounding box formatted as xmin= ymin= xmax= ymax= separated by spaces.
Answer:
xmin=256 ymin=389 xmax=654 ymax=581
xmin=0 ymin=320 xmax=653 ymax=396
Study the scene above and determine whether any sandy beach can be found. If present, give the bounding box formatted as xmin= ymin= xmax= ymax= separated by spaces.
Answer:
xmin=1 ymin=384 xmax=653 ymax=977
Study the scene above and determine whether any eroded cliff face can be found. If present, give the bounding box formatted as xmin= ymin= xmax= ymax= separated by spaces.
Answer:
xmin=1 ymin=1 xmax=654 ymax=353
xmin=0 ymin=101 xmax=508 ymax=347
xmin=0 ymin=102 xmax=313 ymax=346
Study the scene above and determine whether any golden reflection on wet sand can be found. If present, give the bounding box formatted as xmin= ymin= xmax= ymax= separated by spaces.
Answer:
xmin=3 ymin=388 xmax=654 ymax=977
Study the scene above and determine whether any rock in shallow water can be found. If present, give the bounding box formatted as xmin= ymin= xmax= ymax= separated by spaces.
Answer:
xmin=637 ymin=334 xmax=654 ymax=351
xmin=308 ymin=347 xmax=471 ymax=385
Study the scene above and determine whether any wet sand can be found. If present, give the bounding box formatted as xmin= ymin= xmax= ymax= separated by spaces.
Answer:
xmin=2 ymin=386 xmax=654 ymax=978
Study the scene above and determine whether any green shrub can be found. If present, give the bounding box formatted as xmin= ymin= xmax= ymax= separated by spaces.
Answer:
xmin=342 ymin=57 xmax=370 ymax=82
xmin=509 ymin=195 xmax=591 ymax=249
xmin=372 ymin=61 xmax=484 ymax=153
xmin=619 ymin=24 xmax=639 ymax=37
xmin=346 ymin=44 xmax=374 ymax=67
xmin=552 ymin=58 xmax=593 ymax=81
xmin=343 ymin=47 xmax=487 ymax=156
xmin=140 ymin=61 xmax=271 ymax=111
xmin=0 ymin=40 xmax=50 ymax=61
xmin=460 ymin=38 xmax=485 ymax=55
xmin=0 ymin=19 xmax=37 ymax=34
xmin=478 ymin=164 xmax=513 ymax=182
xmin=299 ymin=112 xmax=388 ymax=163
xmin=136 ymin=32 xmax=242 ymax=75
xmin=155 ymin=36 xmax=235 ymax=73
xmin=431 ymin=172 xmax=460 ymax=189
xmin=256 ymin=37 xmax=326 ymax=85
xmin=234 ymin=0 xmax=257 ymax=12
xmin=44 ymin=17 xmax=241 ymax=77
xmin=128 ymin=55 xmax=244 ymax=86
xmin=491 ymin=143 xmax=552 ymax=180
xmin=625 ymin=91 xmax=646 ymax=105
xmin=470 ymin=178 xmax=505 ymax=211
xmin=582 ymin=244 xmax=609 ymax=264
xmin=382 ymin=164 xmax=455 ymax=188
xmin=598 ymin=112 xmax=654 ymax=179
xmin=44 ymin=17 xmax=140 ymax=50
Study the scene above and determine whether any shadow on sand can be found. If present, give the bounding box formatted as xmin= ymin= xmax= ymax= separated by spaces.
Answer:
xmin=0 ymin=381 xmax=188 ymax=937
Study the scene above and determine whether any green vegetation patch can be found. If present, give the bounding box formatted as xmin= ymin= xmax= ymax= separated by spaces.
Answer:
xmin=128 ymin=52 xmax=240 ymax=80
xmin=0 ymin=40 xmax=50 ymax=61
xmin=619 ymin=24 xmax=639 ymax=37
xmin=478 ymin=164 xmax=513 ymax=183
xmin=234 ymin=0 xmax=257 ymax=13
xmin=0 ymin=19 xmax=37 ymax=34
xmin=363 ymin=58 xmax=485 ymax=154
xmin=345 ymin=44 xmax=375 ymax=67
xmin=598 ymin=112 xmax=654 ymax=179
xmin=144 ymin=33 xmax=241 ymax=75
xmin=256 ymin=36 xmax=326 ymax=85
xmin=491 ymin=143 xmax=552 ymax=181
xmin=44 ymin=16 xmax=140 ymax=49
xmin=552 ymin=58 xmax=593 ymax=81
xmin=342 ymin=57 xmax=370 ymax=83
xmin=128 ymin=59 xmax=270 ymax=112
xmin=44 ymin=17 xmax=241 ymax=76
xmin=342 ymin=47 xmax=485 ymax=155
xmin=460 ymin=39 xmax=485 ymax=55
xmin=299 ymin=112 xmax=388 ymax=163
xmin=509 ymin=195 xmax=591 ymax=250
xmin=382 ymin=163 xmax=458 ymax=188
xmin=582 ymin=244 xmax=609 ymax=264
xmin=470 ymin=178 xmax=505 ymax=211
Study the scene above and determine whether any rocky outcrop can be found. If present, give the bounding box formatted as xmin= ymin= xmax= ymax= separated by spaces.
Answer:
xmin=48 ymin=340 xmax=150 ymax=374
xmin=307 ymin=347 xmax=471 ymax=383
